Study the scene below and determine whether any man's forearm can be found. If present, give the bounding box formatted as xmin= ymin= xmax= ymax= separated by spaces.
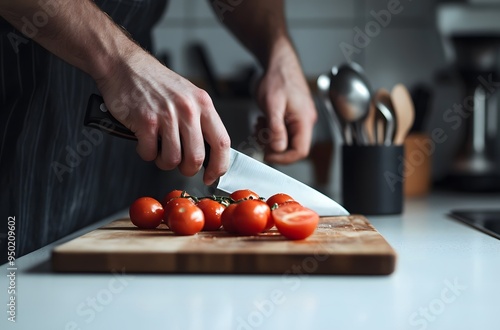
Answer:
xmin=0 ymin=0 xmax=138 ymax=81
xmin=210 ymin=0 xmax=291 ymax=69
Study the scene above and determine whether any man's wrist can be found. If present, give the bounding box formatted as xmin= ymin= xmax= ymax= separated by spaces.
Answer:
xmin=264 ymin=36 xmax=302 ymax=73
xmin=86 ymin=32 xmax=140 ymax=83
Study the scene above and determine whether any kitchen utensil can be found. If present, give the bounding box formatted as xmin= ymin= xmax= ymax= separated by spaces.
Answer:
xmin=328 ymin=63 xmax=372 ymax=145
xmin=316 ymin=74 xmax=344 ymax=143
xmin=364 ymin=101 xmax=377 ymax=144
xmin=52 ymin=215 xmax=396 ymax=275
xmin=391 ymin=84 xmax=415 ymax=145
xmin=84 ymin=94 xmax=348 ymax=216
xmin=374 ymin=101 xmax=395 ymax=146
xmin=373 ymin=89 xmax=396 ymax=146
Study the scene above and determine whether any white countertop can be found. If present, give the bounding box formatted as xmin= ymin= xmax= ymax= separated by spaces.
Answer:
xmin=2 ymin=191 xmax=500 ymax=330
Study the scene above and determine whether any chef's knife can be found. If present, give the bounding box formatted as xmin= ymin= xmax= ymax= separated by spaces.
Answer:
xmin=84 ymin=94 xmax=348 ymax=216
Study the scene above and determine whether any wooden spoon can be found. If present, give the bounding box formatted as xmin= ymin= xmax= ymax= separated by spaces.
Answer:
xmin=364 ymin=101 xmax=376 ymax=145
xmin=391 ymin=84 xmax=415 ymax=145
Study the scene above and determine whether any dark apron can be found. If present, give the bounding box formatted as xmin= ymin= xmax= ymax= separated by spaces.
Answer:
xmin=0 ymin=0 xmax=172 ymax=260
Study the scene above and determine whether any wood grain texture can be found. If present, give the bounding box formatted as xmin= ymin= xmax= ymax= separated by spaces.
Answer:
xmin=52 ymin=215 xmax=396 ymax=275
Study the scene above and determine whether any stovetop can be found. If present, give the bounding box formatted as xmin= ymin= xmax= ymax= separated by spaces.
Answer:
xmin=449 ymin=209 xmax=500 ymax=240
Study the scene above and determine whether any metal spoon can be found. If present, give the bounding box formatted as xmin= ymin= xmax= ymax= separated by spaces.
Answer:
xmin=374 ymin=101 xmax=395 ymax=146
xmin=328 ymin=63 xmax=372 ymax=145
xmin=374 ymin=88 xmax=397 ymax=143
xmin=317 ymin=74 xmax=344 ymax=144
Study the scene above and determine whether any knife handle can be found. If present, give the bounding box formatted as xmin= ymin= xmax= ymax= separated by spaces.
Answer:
xmin=84 ymin=94 xmax=211 ymax=168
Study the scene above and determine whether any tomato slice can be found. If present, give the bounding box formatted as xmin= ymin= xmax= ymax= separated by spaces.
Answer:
xmin=272 ymin=203 xmax=319 ymax=240
xmin=129 ymin=197 xmax=164 ymax=229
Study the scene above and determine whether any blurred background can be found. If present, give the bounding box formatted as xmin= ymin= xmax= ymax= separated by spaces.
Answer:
xmin=152 ymin=0 xmax=500 ymax=199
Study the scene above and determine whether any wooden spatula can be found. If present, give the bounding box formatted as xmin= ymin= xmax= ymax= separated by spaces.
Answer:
xmin=391 ymin=84 xmax=415 ymax=145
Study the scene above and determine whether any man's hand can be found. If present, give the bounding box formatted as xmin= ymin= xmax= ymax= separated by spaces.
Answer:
xmin=255 ymin=40 xmax=317 ymax=164
xmin=96 ymin=48 xmax=230 ymax=185
xmin=211 ymin=0 xmax=317 ymax=164
xmin=0 ymin=0 xmax=231 ymax=185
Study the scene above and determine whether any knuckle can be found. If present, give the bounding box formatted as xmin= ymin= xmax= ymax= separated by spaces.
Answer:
xmin=217 ymin=134 xmax=231 ymax=151
xmin=156 ymin=152 xmax=182 ymax=171
xmin=174 ymin=94 xmax=194 ymax=111
xmin=194 ymin=89 xmax=213 ymax=108
xmin=183 ymin=154 xmax=205 ymax=174
xmin=142 ymin=112 xmax=159 ymax=130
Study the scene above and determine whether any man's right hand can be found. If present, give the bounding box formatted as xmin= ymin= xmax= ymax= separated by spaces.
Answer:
xmin=0 ymin=0 xmax=230 ymax=185
xmin=96 ymin=48 xmax=231 ymax=185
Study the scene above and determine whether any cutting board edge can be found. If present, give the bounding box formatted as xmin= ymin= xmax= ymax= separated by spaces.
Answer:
xmin=52 ymin=249 xmax=396 ymax=275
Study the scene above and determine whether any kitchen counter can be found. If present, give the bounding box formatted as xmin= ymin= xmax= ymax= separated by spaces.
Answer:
xmin=2 ymin=191 xmax=499 ymax=330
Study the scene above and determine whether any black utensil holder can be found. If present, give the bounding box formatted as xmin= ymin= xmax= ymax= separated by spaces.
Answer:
xmin=342 ymin=145 xmax=404 ymax=215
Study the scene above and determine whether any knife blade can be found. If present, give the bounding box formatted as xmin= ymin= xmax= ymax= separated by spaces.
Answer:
xmin=84 ymin=94 xmax=349 ymax=216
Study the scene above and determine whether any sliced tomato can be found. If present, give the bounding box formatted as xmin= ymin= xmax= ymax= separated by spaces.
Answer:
xmin=272 ymin=203 xmax=319 ymax=240
xmin=197 ymin=198 xmax=225 ymax=231
xmin=129 ymin=197 xmax=164 ymax=229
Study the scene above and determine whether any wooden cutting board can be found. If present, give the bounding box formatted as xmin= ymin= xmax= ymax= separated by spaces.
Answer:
xmin=52 ymin=215 xmax=396 ymax=275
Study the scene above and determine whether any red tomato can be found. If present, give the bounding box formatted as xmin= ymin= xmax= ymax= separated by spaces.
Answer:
xmin=266 ymin=193 xmax=295 ymax=209
xmin=197 ymin=199 xmax=226 ymax=231
xmin=280 ymin=201 xmax=301 ymax=208
xmin=168 ymin=203 xmax=205 ymax=235
xmin=162 ymin=190 xmax=191 ymax=208
xmin=232 ymin=200 xmax=271 ymax=236
xmin=262 ymin=211 xmax=275 ymax=232
xmin=221 ymin=203 xmax=238 ymax=233
xmin=272 ymin=203 xmax=319 ymax=240
xmin=163 ymin=197 xmax=195 ymax=223
xmin=129 ymin=197 xmax=164 ymax=229
xmin=230 ymin=189 xmax=259 ymax=201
